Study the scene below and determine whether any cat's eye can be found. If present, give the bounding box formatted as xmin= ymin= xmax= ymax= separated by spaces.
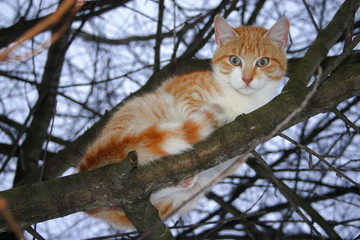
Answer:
xmin=229 ymin=55 xmax=242 ymax=66
xmin=256 ymin=57 xmax=269 ymax=67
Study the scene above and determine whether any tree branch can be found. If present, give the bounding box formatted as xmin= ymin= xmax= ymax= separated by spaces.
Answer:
xmin=284 ymin=0 xmax=359 ymax=91
xmin=208 ymin=192 xmax=273 ymax=240
xmin=15 ymin=24 xmax=70 ymax=184
xmin=120 ymin=151 xmax=174 ymax=240
xmin=251 ymin=151 xmax=341 ymax=239
xmin=153 ymin=0 xmax=164 ymax=73
xmin=0 ymin=60 xmax=359 ymax=232
xmin=0 ymin=0 xmax=132 ymax=49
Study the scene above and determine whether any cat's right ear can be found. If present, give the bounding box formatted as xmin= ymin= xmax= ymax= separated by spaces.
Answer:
xmin=214 ymin=15 xmax=238 ymax=46
xmin=265 ymin=17 xmax=290 ymax=49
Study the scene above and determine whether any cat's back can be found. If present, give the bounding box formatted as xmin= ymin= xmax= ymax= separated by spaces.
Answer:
xmin=161 ymin=70 xmax=221 ymax=99
xmin=103 ymin=93 xmax=178 ymax=134
xmin=101 ymin=70 xmax=220 ymax=136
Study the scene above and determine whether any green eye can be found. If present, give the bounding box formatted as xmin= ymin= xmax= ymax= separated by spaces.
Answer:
xmin=256 ymin=57 xmax=269 ymax=67
xmin=229 ymin=55 xmax=242 ymax=66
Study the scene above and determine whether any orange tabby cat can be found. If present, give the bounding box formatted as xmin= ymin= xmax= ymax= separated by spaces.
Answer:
xmin=78 ymin=15 xmax=289 ymax=229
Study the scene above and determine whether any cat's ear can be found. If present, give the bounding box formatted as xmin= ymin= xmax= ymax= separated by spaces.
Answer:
xmin=265 ymin=17 xmax=290 ymax=49
xmin=214 ymin=15 xmax=238 ymax=46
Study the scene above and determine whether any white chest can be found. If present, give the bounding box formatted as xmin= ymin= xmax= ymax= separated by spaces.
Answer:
xmin=212 ymin=81 xmax=281 ymax=121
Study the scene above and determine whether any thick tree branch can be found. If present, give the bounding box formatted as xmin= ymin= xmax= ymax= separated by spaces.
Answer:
xmin=0 ymin=60 xmax=359 ymax=232
xmin=123 ymin=199 xmax=174 ymax=240
xmin=284 ymin=0 xmax=359 ymax=91
xmin=120 ymin=151 xmax=174 ymax=240
xmin=14 ymin=25 xmax=70 ymax=184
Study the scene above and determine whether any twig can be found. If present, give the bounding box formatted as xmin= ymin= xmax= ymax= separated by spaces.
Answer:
xmin=246 ymin=0 xmax=266 ymax=26
xmin=207 ymin=191 xmax=273 ymax=240
xmin=302 ymin=0 xmax=320 ymax=32
xmin=172 ymin=0 xmax=177 ymax=62
xmin=58 ymin=92 xmax=102 ymax=117
xmin=0 ymin=92 xmax=48 ymax=174
xmin=25 ymin=226 xmax=45 ymax=240
xmin=332 ymin=108 xmax=360 ymax=135
xmin=251 ymin=151 xmax=334 ymax=240
xmin=278 ymin=133 xmax=360 ymax=189
xmin=0 ymin=0 xmax=83 ymax=61
xmin=154 ymin=0 xmax=165 ymax=72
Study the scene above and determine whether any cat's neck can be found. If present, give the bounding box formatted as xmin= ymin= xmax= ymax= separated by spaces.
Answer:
xmin=211 ymin=73 xmax=282 ymax=120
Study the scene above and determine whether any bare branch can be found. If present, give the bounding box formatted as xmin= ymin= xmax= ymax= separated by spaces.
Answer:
xmin=279 ymin=133 xmax=360 ymax=188
xmin=251 ymin=151 xmax=340 ymax=240
xmin=154 ymin=0 xmax=164 ymax=72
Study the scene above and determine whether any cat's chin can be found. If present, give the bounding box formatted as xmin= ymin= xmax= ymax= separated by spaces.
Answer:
xmin=238 ymin=88 xmax=258 ymax=95
xmin=233 ymin=85 xmax=260 ymax=95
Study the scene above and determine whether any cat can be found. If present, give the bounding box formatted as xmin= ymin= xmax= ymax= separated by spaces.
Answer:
xmin=77 ymin=15 xmax=289 ymax=229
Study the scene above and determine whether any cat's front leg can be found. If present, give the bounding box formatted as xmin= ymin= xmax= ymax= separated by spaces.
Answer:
xmin=199 ymin=103 xmax=231 ymax=128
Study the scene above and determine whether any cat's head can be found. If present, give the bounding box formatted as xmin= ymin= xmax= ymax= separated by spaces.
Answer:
xmin=212 ymin=15 xmax=289 ymax=95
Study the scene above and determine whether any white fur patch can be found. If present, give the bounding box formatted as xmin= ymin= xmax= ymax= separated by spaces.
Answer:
xmin=161 ymin=136 xmax=193 ymax=155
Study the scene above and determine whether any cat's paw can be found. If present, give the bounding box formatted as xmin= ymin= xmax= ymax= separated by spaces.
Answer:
xmin=199 ymin=103 xmax=230 ymax=127
xmin=179 ymin=175 xmax=198 ymax=189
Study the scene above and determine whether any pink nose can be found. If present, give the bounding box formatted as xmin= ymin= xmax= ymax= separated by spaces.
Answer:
xmin=242 ymin=77 xmax=253 ymax=86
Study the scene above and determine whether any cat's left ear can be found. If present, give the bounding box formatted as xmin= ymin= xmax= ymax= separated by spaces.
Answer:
xmin=265 ymin=17 xmax=290 ymax=49
xmin=214 ymin=15 xmax=238 ymax=46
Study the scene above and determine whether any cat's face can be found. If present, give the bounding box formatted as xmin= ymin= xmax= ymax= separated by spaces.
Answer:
xmin=212 ymin=16 xmax=289 ymax=95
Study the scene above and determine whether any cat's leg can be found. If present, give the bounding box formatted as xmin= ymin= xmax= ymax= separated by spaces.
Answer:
xmin=150 ymin=157 xmax=248 ymax=222
xmin=152 ymin=184 xmax=206 ymax=219
xmin=197 ymin=154 xmax=248 ymax=188
xmin=198 ymin=103 xmax=231 ymax=128
xmin=174 ymin=103 xmax=230 ymax=188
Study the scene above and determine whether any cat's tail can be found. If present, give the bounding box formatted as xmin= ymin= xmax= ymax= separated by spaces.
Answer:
xmin=87 ymin=207 xmax=134 ymax=229
xmin=86 ymin=199 xmax=175 ymax=230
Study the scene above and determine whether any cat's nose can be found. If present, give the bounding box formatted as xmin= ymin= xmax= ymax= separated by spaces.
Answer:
xmin=242 ymin=77 xmax=253 ymax=85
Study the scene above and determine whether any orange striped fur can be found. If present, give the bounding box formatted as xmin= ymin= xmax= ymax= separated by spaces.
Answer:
xmin=78 ymin=15 xmax=289 ymax=229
